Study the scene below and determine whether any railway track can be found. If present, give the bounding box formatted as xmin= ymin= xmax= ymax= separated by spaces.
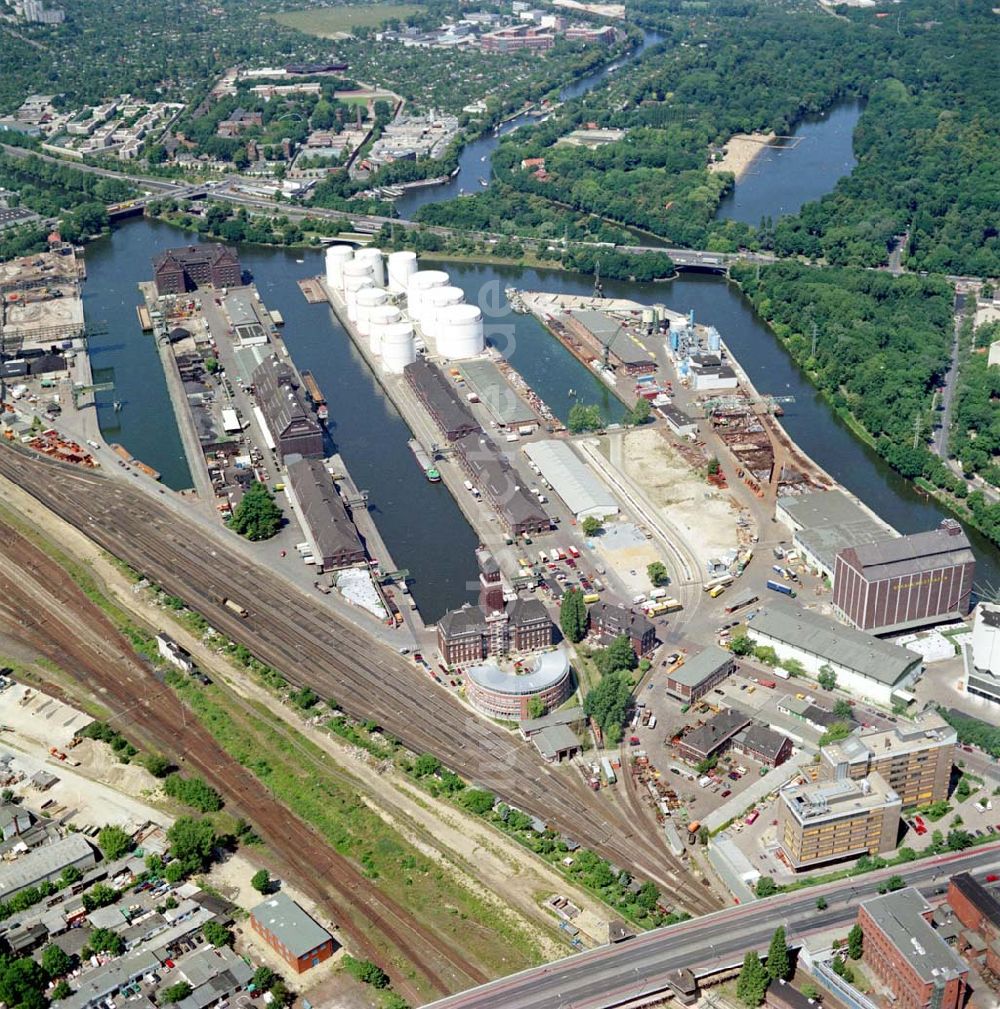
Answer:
xmin=0 ymin=446 xmax=720 ymax=916
xmin=0 ymin=515 xmax=485 ymax=1003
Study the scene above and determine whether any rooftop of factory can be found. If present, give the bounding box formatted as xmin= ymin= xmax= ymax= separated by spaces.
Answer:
xmin=777 ymin=489 xmax=893 ymax=573
xmin=458 ymin=359 xmax=536 ymax=425
xmin=569 ymin=309 xmax=651 ymax=366
xmin=523 ymin=440 xmax=619 ymax=520
xmin=405 ymin=358 xmax=481 ymax=438
xmin=860 ymin=888 xmax=967 ymax=983
xmin=949 ymin=873 xmax=1000 ymax=929
xmin=0 ymin=834 xmax=95 ymax=900
xmin=748 ymin=602 xmax=922 ymax=686
xmin=781 ymin=771 xmax=899 ymax=823
xmin=285 ymin=458 xmax=363 ymax=565
xmin=839 ymin=519 xmax=974 ymax=579
xmin=667 ymin=645 xmax=732 ymax=689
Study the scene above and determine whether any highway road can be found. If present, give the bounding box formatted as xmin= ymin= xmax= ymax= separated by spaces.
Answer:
xmin=423 ymin=842 xmax=1000 ymax=1009
xmin=0 ymin=443 xmax=719 ymax=916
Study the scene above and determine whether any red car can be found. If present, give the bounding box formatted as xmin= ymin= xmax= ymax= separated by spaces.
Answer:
xmin=986 ymin=874 xmax=999 ymax=883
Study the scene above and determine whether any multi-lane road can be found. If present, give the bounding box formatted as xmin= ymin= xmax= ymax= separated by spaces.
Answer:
xmin=423 ymin=842 xmax=1000 ymax=1009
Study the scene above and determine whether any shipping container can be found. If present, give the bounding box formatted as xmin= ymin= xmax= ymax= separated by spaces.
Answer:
xmin=600 ymin=757 xmax=616 ymax=784
xmin=222 ymin=597 xmax=248 ymax=618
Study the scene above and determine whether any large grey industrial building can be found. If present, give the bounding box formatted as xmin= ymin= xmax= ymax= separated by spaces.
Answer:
xmin=523 ymin=440 xmax=619 ymax=521
xmin=0 ymin=833 xmax=96 ymax=902
xmin=252 ymin=356 xmax=324 ymax=462
xmin=404 ymin=358 xmax=480 ymax=441
xmin=284 ymin=458 xmax=365 ymax=572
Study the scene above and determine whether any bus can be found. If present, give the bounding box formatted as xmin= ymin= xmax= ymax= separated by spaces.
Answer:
xmin=724 ymin=593 xmax=759 ymax=615
xmin=704 ymin=574 xmax=734 ymax=593
xmin=709 ymin=585 xmax=726 ymax=598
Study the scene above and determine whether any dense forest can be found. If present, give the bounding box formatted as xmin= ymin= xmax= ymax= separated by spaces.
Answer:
xmin=730 ymin=262 xmax=954 ymax=472
xmin=950 ymin=319 xmax=1000 ymax=486
xmin=422 ymin=0 xmax=999 ymax=276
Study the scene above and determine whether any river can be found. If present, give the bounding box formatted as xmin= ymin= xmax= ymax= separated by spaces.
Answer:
xmin=393 ymin=29 xmax=666 ymax=219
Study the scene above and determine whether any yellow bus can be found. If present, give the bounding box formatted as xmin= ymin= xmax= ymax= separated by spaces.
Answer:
xmin=709 ymin=585 xmax=726 ymax=598
xmin=583 ymin=592 xmax=600 ymax=604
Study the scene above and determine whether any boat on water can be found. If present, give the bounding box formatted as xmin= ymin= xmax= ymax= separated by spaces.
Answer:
xmin=478 ymin=176 xmax=488 ymax=187
xmin=408 ymin=438 xmax=441 ymax=482
xmin=300 ymin=369 xmax=329 ymax=423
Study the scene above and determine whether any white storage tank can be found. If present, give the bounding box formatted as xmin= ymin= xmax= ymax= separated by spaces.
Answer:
xmin=368 ymin=304 xmax=401 ymax=356
xmin=407 ymin=270 xmax=449 ymax=322
xmin=437 ymin=303 xmax=485 ymax=360
xmin=355 ymin=247 xmax=385 ymax=288
xmin=342 ymin=258 xmax=373 ymax=295
xmin=423 ymin=285 xmax=465 ymax=332
xmin=324 ymin=245 xmax=354 ymax=289
xmin=387 ymin=250 xmax=418 ymax=294
xmin=382 ymin=321 xmax=416 ymax=374
xmin=356 ymin=287 xmax=388 ymax=336
xmin=344 ymin=275 xmax=373 ymax=322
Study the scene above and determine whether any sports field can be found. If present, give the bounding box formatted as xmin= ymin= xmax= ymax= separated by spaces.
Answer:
xmin=271 ymin=4 xmax=420 ymax=37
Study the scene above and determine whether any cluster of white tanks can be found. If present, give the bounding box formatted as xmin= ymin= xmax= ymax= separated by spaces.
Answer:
xmin=323 ymin=244 xmax=485 ymax=372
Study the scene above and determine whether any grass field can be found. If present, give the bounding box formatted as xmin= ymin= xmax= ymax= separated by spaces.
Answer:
xmin=270 ymin=4 xmax=420 ymax=37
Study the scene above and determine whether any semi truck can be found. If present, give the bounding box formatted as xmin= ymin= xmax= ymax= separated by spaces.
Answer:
xmin=766 ymin=579 xmax=796 ymax=597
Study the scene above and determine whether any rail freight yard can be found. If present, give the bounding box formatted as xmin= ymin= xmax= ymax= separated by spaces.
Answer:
xmin=0 ymin=444 xmax=720 ymax=927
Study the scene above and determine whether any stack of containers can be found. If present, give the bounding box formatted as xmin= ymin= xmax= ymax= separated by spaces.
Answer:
xmin=355 ymin=247 xmax=385 ymax=288
xmin=324 ymin=245 xmax=354 ymax=289
xmin=381 ymin=321 xmax=416 ymax=374
xmin=406 ymin=270 xmax=449 ymax=326
xmin=436 ymin=304 xmax=485 ymax=360
xmin=387 ymin=250 xmax=418 ymax=294
xmin=356 ymin=287 xmax=388 ymax=336
xmin=368 ymin=304 xmax=401 ymax=355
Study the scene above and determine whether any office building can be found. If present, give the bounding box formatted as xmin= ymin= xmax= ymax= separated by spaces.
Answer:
xmin=833 ymin=519 xmax=974 ymax=635
xmin=466 ymin=649 xmax=573 ymax=720
xmin=858 ymin=888 xmax=967 ymax=1009
xmin=778 ymin=772 xmax=900 ymax=870
xmin=152 ymin=245 xmax=242 ymax=295
xmin=284 ymin=459 xmax=365 ymax=572
xmin=946 ymin=872 xmax=1000 ymax=974
xmin=746 ymin=603 xmax=922 ymax=706
xmin=820 ymin=712 xmax=955 ymax=807
xmin=249 ymin=892 xmax=335 ymax=974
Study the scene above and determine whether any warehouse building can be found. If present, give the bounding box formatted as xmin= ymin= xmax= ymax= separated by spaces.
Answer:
xmin=250 ymin=892 xmax=335 ymax=974
xmin=820 ymin=712 xmax=955 ymax=807
xmin=453 ymin=432 xmax=550 ymax=536
xmin=523 ymin=440 xmax=619 ymax=521
xmin=858 ymin=889 xmax=967 ymax=1009
xmin=745 ymin=603 xmax=922 ymax=707
xmin=466 ymin=649 xmax=573 ymax=720
xmin=589 ymin=602 xmax=656 ymax=656
xmin=778 ymin=772 xmax=901 ymax=870
xmin=662 ymin=405 xmax=698 ymax=439
xmin=252 ymin=356 xmax=324 ymax=462
xmin=833 ymin=519 xmax=975 ymax=635
xmin=284 ymin=458 xmax=365 ymax=572
xmin=964 ymin=602 xmax=1000 ymax=704
xmin=458 ymin=360 xmax=536 ymax=427
xmin=776 ymin=490 xmax=893 ymax=580
xmin=0 ymin=834 xmax=96 ymax=902
xmin=153 ymin=245 xmax=242 ymax=296
xmin=404 ymin=358 xmax=480 ymax=441
xmin=664 ymin=645 xmax=734 ymax=703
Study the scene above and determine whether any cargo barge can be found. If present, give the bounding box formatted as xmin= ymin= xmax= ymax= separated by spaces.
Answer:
xmin=300 ymin=369 xmax=329 ymax=423
xmin=408 ymin=438 xmax=441 ymax=482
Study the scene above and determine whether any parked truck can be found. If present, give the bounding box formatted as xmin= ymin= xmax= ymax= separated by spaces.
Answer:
xmin=766 ymin=579 xmax=796 ymax=598
xmin=600 ymin=756 xmax=617 ymax=785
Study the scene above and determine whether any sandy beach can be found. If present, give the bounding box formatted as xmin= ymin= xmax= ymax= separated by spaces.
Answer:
xmin=709 ymin=132 xmax=776 ymax=182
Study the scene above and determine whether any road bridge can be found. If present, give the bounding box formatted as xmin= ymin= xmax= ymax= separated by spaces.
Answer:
xmin=423 ymin=842 xmax=1000 ymax=1009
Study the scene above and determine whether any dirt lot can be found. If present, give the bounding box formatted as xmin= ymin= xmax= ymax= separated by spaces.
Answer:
xmin=620 ymin=428 xmax=740 ymax=572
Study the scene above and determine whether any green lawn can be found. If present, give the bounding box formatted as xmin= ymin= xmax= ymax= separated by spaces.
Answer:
xmin=270 ymin=4 xmax=420 ymax=36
